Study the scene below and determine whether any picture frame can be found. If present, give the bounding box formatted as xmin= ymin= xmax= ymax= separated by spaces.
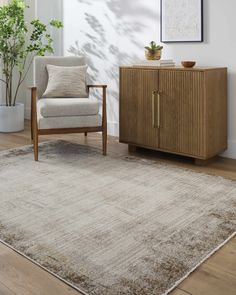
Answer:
xmin=160 ymin=0 xmax=203 ymax=43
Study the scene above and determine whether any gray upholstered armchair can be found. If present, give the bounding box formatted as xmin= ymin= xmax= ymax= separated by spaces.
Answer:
xmin=29 ymin=56 xmax=107 ymax=161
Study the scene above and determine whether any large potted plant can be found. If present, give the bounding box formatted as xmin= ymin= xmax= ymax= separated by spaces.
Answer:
xmin=0 ymin=0 xmax=62 ymax=132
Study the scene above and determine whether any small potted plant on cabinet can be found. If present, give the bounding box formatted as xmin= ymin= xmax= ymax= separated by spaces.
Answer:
xmin=0 ymin=0 xmax=62 ymax=133
xmin=145 ymin=41 xmax=163 ymax=60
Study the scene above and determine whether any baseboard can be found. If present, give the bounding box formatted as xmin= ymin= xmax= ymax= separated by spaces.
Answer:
xmin=25 ymin=107 xmax=31 ymax=120
xmin=221 ymin=140 xmax=236 ymax=159
xmin=107 ymin=121 xmax=119 ymax=137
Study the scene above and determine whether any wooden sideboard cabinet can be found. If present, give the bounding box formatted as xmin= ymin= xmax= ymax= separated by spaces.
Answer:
xmin=119 ymin=66 xmax=227 ymax=163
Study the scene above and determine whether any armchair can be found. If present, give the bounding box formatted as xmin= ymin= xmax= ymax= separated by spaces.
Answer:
xmin=30 ymin=56 xmax=107 ymax=161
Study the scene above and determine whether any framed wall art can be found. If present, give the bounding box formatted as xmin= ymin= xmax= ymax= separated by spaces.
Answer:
xmin=161 ymin=0 xmax=203 ymax=43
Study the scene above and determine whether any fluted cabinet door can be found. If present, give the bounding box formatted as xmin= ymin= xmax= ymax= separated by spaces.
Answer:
xmin=120 ymin=68 xmax=159 ymax=148
xmin=159 ymin=70 xmax=205 ymax=157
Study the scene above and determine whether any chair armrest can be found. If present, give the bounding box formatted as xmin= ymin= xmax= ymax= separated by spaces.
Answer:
xmin=87 ymin=85 xmax=107 ymax=130
xmin=87 ymin=84 xmax=107 ymax=89
xmin=28 ymin=86 xmax=37 ymax=90
xmin=87 ymin=84 xmax=107 ymax=106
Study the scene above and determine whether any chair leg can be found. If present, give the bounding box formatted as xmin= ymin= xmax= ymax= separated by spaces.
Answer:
xmin=31 ymin=121 xmax=34 ymax=141
xmin=31 ymin=101 xmax=33 ymax=141
xmin=33 ymin=130 xmax=39 ymax=161
xmin=102 ymin=129 xmax=107 ymax=156
xmin=84 ymin=132 xmax=87 ymax=137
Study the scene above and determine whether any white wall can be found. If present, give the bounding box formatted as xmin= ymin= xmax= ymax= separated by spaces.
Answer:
xmin=63 ymin=0 xmax=236 ymax=159
xmin=36 ymin=0 xmax=63 ymax=56
xmin=64 ymin=0 xmax=159 ymax=136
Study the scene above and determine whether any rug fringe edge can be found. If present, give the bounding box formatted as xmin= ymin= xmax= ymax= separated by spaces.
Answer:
xmin=1 ymin=232 xmax=235 ymax=295
xmin=162 ymin=231 xmax=236 ymax=295
xmin=0 ymin=238 xmax=90 ymax=295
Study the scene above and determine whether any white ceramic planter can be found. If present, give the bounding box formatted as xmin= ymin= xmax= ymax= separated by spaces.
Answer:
xmin=0 ymin=103 xmax=24 ymax=133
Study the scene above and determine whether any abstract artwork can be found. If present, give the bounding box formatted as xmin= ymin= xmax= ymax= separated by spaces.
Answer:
xmin=161 ymin=0 xmax=203 ymax=42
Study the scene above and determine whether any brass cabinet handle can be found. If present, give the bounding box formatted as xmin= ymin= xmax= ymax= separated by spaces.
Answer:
xmin=157 ymin=91 xmax=161 ymax=128
xmin=152 ymin=90 xmax=161 ymax=128
xmin=152 ymin=90 xmax=155 ymax=127
xmin=152 ymin=90 xmax=157 ymax=128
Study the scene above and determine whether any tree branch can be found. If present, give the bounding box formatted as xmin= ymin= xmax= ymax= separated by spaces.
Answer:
xmin=0 ymin=79 xmax=7 ymax=84
xmin=13 ymin=53 xmax=33 ymax=106
xmin=20 ymin=55 xmax=34 ymax=85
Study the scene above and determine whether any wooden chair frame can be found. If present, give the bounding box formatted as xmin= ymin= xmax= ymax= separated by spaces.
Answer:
xmin=30 ymin=85 xmax=107 ymax=161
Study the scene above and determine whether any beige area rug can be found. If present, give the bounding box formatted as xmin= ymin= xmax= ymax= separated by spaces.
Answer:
xmin=0 ymin=140 xmax=235 ymax=295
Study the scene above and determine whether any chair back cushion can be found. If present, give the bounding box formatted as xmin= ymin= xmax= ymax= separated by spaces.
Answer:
xmin=42 ymin=64 xmax=88 ymax=98
xmin=34 ymin=56 xmax=87 ymax=99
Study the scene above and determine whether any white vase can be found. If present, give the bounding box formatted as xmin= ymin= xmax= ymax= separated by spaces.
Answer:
xmin=0 ymin=103 xmax=24 ymax=133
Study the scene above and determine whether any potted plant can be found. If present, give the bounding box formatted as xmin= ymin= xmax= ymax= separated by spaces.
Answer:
xmin=145 ymin=41 xmax=163 ymax=60
xmin=0 ymin=0 xmax=62 ymax=133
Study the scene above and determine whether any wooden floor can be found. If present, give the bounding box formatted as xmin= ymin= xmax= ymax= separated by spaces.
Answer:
xmin=0 ymin=121 xmax=235 ymax=295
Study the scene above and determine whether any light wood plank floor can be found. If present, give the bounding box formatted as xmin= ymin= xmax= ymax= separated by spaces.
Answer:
xmin=0 ymin=121 xmax=235 ymax=295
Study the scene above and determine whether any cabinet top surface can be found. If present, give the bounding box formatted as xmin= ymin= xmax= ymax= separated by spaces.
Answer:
xmin=120 ymin=66 xmax=227 ymax=71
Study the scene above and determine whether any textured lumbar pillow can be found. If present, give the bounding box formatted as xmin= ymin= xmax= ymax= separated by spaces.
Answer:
xmin=42 ymin=64 xmax=88 ymax=98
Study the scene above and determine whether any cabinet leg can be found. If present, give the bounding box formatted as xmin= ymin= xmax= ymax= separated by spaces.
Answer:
xmin=194 ymin=157 xmax=216 ymax=166
xmin=128 ymin=144 xmax=137 ymax=153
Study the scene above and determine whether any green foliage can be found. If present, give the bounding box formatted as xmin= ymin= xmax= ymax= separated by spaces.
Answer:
xmin=0 ymin=0 xmax=63 ymax=106
xmin=50 ymin=19 xmax=63 ymax=29
xmin=145 ymin=41 xmax=163 ymax=52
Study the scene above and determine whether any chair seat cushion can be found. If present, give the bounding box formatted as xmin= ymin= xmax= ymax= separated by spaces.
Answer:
xmin=38 ymin=98 xmax=99 ymax=117
xmin=37 ymin=113 xmax=102 ymax=130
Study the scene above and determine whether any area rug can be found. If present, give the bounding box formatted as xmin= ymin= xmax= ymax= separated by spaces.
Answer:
xmin=0 ymin=140 xmax=235 ymax=295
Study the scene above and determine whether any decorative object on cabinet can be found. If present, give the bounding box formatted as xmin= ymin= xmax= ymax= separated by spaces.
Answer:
xmin=133 ymin=59 xmax=175 ymax=67
xmin=119 ymin=66 xmax=227 ymax=165
xmin=161 ymin=0 xmax=203 ymax=43
xmin=181 ymin=61 xmax=196 ymax=68
xmin=144 ymin=41 xmax=163 ymax=60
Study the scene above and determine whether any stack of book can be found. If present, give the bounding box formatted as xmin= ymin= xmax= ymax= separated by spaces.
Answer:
xmin=133 ymin=59 xmax=175 ymax=67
